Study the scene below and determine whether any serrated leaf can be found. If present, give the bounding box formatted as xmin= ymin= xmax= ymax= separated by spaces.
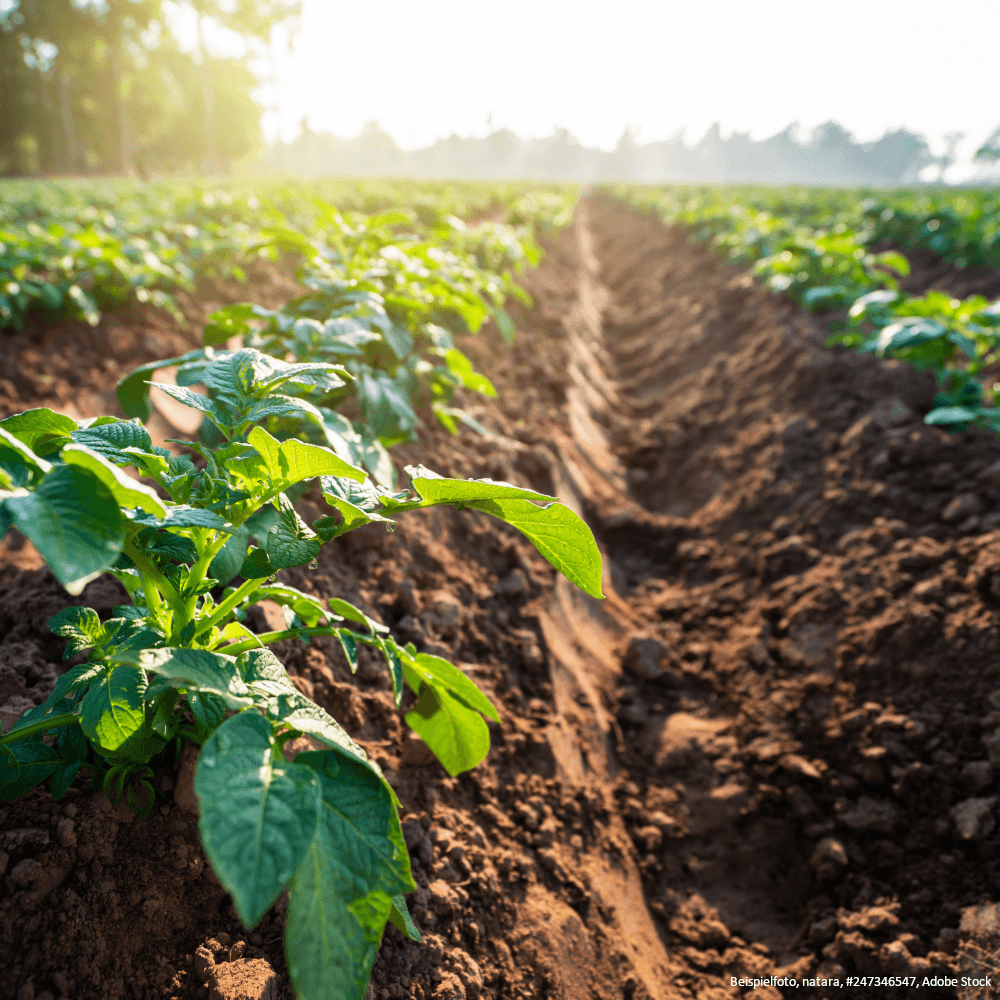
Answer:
xmin=266 ymin=493 xmax=321 ymax=569
xmin=70 ymin=420 xmax=156 ymax=466
xmin=80 ymin=666 xmax=147 ymax=752
xmin=196 ymin=711 xmax=321 ymax=927
xmin=130 ymin=505 xmax=233 ymax=533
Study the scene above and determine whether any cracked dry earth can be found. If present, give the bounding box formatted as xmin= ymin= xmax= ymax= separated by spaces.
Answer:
xmin=4 ymin=195 xmax=1000 ymax=1000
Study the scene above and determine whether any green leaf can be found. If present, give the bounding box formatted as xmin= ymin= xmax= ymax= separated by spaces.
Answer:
xmin=70 ymin=420 xmax=159 ymax=467
xmin=39 ymin=661 xmax=104 ymax=707
xmin=376 ymin=637 xmax=404 ymax=707
xmin=0 ymin=426 xmax=52 ymax=484
xmin=124 ymin=648 xmax=253 ymax=711
xmin=403 ymin=652 xmax=500 ymax=723
xmin=4 ymin=464 xmax=128 ymax=594
xmin=444 ymin=349 xmax=496 ymax=397
xmin=49 ymin=761 xmax=81 ymax=801
xmin=240 ymin=546 xmax=278 ymax=579
xmin=382 ymin=322 xmax=414 ymax=361
xmin=47 ymin=606 xmax=103 ymax=657
xmin=131 ymin=504 xmax=233 ymax=533
xmin=0 ymin=741 xmax=66 ymax=801
xmin=404 ymin=684 xmax=490 ymax=777
xmin=80 ymin=666 xmax=147 ymax=752
xmin=209 ymin=524 xmax=251 ymax=587
xmin=246 ymin=427 xmax=366 ymax=492
xmin=403 ymin=470 xmax=603 ymax=598
xmin=388 ymin=895 xmax=422 ymax=942
xmin=253 ymin=585 xmax=329 ymax=627
xmin=152 ymin=383 xmax=232 ymax=433
xmin=61 ymin=445 xmax=166 ymax=517
xmin=493 ymin=307 xmax=516 ymax=345
xmin=195 ymin=711 xmax=322 ymax=928
xmin=117 ymin=349 xmax=209 ymax=422
xmin=286 ymin=749 xmax=414 ymax=1000
xmin=925 ymin=406 xmax=978 ymax=425
xmin=266 ymin=493 xmax=321 ymax=569
xmin=0 ymin=408 xmax=77 ymax=453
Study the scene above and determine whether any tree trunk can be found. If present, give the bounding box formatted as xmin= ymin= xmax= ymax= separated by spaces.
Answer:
xmin=108 ymin=0 xmax=134 ymax=176
xmin=58 ymin=71 xmax=77 ymax=174
xmin=196 ymin=13 xmax=219 ymax=174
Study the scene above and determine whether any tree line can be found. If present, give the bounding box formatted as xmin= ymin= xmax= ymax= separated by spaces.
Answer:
xmin=0 ymin=0 xmax=298 ymax=177
xmin=277 ymin=120 xmax=1000 ymax=187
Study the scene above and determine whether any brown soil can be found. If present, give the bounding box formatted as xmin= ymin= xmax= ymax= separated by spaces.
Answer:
xmin=3 ymin=195 xmax=1000 ymax=1000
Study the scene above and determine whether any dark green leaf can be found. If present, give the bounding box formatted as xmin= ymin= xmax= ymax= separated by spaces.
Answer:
xmin=195 ymin=710 xmax=321 ymax=927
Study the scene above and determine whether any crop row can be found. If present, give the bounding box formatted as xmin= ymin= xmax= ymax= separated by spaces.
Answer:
xmin=0 ymin=178 xmax=577 ymax=332
xmin=619 ymin=184 xmax=1000 ymax=433
xmin=0 ymin=179 xmax=598 ymax=1000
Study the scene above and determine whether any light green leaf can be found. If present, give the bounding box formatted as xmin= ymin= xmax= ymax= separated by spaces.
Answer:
xmin=0 ymin=408 xmax=77 ymax=453
xmin=195 ymin=711 xmax=322 ymax=927
xmin=403 ymin=652 xmax=500 ymax=723
xmin=248 ymin=427 xmax=366 ymax=491
xmin=388 ymin=895 xmax=422 ymax=942
xmin=61 ymin=444 xmax=166 ymax=517
xmin=444 ymin=349 xmax=496 ymax=397
xmin=404 ymin=684 xmax=491 ymax=777
xmin=253 ymin=585 xmax=329 ymax=627
xmin=406 ymin=468 xmax=555 ymax=504
xmin=464 ymin=497 xmax=604 ymax=599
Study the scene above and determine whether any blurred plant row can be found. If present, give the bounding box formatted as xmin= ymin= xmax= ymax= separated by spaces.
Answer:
xmin=0 ymin=176 xmax=576 ymax=330
xmin=618 ymin=184 xmax=1000 ymax=433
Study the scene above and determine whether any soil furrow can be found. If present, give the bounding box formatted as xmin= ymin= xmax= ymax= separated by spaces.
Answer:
xmin=3 ymin=195 xmax=1000 ymax=1000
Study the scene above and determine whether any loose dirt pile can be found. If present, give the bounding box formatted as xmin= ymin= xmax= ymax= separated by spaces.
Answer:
xmin=2 ymin=195 xmax=1000 ymax=1000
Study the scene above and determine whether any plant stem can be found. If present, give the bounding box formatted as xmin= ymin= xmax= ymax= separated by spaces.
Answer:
xmin=139 ymin=570 xmax=166 ymax=625
xmin=123 ymin=540 xmax=184 ymax=616
xmin=0 ymin=712 xmax=80 ymax=745
xmin=192 ymin=575 xmax=267 ymax=642
xmin=221 ymin=626 xmax=342 ymax=657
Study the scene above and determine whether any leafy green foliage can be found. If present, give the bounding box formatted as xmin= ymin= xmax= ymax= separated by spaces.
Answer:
xmin=618 ymin=184 xmax=1000 ymax=439
xmin=0 ymin=366 xmax=602 ymax=997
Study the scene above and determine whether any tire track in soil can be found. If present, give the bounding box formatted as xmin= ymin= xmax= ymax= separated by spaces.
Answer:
xmin=4 ymin=196 xmax=1000 ymax=1000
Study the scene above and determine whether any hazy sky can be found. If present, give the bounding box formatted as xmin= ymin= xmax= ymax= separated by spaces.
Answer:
xmin=198 ymin=0 xmax=999 ymax=169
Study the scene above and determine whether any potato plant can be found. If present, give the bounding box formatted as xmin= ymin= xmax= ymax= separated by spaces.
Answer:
xmin=0 ymin=348 xmax=603 ymax=999
xmin=117 ymin=208 xmax=521 ymax=488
